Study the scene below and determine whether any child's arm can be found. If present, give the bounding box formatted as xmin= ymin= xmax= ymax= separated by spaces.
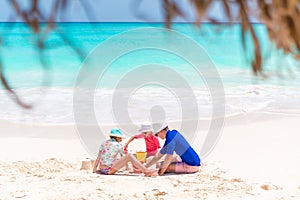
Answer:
xmin=92 ymin=152 xmax=101 ymax=173
xmin=124 ymin=135 xmax=136 ymax=153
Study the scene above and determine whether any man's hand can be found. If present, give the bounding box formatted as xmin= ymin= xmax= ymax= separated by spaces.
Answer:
xmin=158 ymin=154 xmax=173 ymax=175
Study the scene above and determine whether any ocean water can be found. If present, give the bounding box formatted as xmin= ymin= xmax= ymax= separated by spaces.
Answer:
xmin=0 ymin=22 xmax=300 ymax=124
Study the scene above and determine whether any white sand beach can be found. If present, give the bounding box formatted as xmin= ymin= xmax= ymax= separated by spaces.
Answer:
xmin=0 ymin=112 xmax=300 ymax=200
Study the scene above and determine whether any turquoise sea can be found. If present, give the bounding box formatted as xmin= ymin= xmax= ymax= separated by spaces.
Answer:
xmin=1 ymin=22 xmax=300 ymax=124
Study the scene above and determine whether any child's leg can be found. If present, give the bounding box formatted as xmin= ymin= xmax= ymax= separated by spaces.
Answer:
xmin=109 ymin=154 xmax=157 ymax=175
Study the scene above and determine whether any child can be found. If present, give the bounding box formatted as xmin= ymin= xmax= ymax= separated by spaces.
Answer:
xmin=92 ymin=128 xmax=157 ymax=176
xmin=124 ymin=121 xmax=161 ymax=157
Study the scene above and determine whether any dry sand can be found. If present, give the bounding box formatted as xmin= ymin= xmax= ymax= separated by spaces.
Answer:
xmin=0 ymin=112 xmax=299 ymax=199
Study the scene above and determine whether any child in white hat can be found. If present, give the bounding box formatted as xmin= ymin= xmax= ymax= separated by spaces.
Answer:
xmin=124 ymin=121 xmax=161 ymax=157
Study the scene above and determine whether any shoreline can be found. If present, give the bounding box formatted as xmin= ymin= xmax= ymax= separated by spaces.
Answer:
xmin=1 ymin=110 xmax=299 ymax=135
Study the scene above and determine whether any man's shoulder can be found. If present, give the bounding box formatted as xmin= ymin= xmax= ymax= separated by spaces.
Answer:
xmin=166 ymin=129 xmax=180 ymax=140
xmin=168 ymin=129 xmax=180 ymax=135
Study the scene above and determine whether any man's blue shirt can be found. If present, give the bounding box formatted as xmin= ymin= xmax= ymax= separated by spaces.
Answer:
xmin=160 ymin=130 xmax=201 ymax=166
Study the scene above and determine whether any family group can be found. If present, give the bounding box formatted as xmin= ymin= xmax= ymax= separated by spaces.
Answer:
xmin=92 ymin=122 xmax=201 ymax=177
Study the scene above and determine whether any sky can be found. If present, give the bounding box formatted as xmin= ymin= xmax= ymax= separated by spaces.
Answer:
xmin=0 ymin=0 xmax=255 ymax=23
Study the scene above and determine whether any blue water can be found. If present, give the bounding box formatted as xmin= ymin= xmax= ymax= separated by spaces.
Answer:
xmin=1 ymin=22 xmax=294 ymax=88
xmin=0 ymin=22 xmax=300 ymax=124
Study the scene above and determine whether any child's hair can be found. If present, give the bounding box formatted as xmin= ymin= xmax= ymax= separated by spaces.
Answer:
xmin=110 ymin=136 xmax=120 ymax=140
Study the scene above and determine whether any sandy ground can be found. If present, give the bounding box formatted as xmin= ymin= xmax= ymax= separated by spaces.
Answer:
xmin=0 ymin=112 xmax=300 ymax=200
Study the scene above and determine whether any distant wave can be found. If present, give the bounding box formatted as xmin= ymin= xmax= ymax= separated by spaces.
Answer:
xmin=1 ymin=85 xmax=300 ymax=124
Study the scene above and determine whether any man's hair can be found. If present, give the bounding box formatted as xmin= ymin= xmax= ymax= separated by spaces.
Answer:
xmin=155 ymin=126 xmax=169 ymax=136
xmin=163 ymin=126 xmax=169 ymax=131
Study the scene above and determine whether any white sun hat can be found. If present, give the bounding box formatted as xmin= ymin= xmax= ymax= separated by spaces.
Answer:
xmin=152 ymin=122 xmax=168 ymax=134
xmin=138 ymin=121 xmax=153 ymax=133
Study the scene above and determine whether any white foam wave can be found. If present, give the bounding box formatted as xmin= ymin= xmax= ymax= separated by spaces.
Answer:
xmin=0 ymin=85 xmax=300 ymax=124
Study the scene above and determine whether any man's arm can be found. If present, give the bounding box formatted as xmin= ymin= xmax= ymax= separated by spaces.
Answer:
xmin=158 ymin=154 xmax=173 ymax=175
xmin=145 ymin=153 xmax=164 ymax=168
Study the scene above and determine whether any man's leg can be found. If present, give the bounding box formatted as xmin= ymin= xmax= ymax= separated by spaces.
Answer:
xmin=165 ymin=162 xmax=199 ymax=174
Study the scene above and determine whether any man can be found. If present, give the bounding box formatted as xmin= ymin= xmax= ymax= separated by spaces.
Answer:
xmin=145 ymin=123 xmax=201 ymax=175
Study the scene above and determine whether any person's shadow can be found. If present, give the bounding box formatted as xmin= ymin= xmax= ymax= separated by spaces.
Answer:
xmin=95 ymin=170 xmax=142 ymax=177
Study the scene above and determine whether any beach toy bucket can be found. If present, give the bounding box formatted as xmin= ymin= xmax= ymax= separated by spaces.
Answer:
xmin=136 ymin=151 xmax=147 ymax=163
